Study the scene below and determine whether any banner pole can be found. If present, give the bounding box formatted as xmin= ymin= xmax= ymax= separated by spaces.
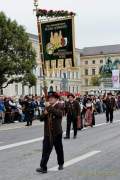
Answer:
xmin=33 ymin=0 xmax=48 ymax=98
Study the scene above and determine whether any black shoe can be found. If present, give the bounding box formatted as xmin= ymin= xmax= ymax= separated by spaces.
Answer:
xmin=73 ymin=135 xmax=77 ymax=139
xmin=64 ymin=136 xmax=70 ymax=139
xmin=25 ymin=124 xmax=29 ymax=126
xmin=36 ymin=168 xmax=47 ymax=174
xmin=58 ymin=165 xmax=64 ymax=170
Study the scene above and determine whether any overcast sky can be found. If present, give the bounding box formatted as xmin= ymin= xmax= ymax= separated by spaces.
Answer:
xmin=0 ymin=0 xmax=120 ymax=48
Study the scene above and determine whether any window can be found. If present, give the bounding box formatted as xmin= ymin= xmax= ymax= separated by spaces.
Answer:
xmin=100 ymin=59 xmax=103 ymax=64
xmin=55 ymin=73 xmax=57 ymax=78
xmin=40 ymin=67 xmax=43 ymax=77
xmin=85 ymin=79 xmax=88 ymax=86
xmin=92 ymin=69 xmax=96 ymax=75
xmin=85 ymin=61 xmax=88 ymax=65
xmin=67 ymin=71 xmax=70 ymax=79
xmin=22 ymin=85 xmax=25 ymax=95
xmin=69 ymin=86 xmax=71 ymax=92
xmin=15 ymin=84 xmax=18 ymax=95
xmin=77 ymin=86 xmax=79 ymax=93
xmin=85 ymin=69 xmax=88 ymax=75
xmin=60 ymin=70 xmax=62 ymax=78
xmin=72 ymin=72 xmax=74 ymax=79
xmin=56 ymin=86 xmax=58 ymax=91
xmin=76 ymin=72 xmax=79 ymax=79
xmin=50 ymin=73 xmax=52 ymax=78
xmin=73 ymin=86 xmax=75 ymax=93
xmin=92 ymin=60 xmax=95 ymax=64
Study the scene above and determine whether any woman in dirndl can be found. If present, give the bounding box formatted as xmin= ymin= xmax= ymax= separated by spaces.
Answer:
xmin=84 ymin=99 xmax=93 ymax=127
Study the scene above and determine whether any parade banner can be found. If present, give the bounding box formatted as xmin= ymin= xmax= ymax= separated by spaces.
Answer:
xmin=112 ymin=70 xmax=120 ymax=88
xmin=41 ymin=18 xmax=75 ymax=66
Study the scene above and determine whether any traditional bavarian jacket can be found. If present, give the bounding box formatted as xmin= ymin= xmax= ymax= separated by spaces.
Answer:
xmin=65 ymin=100 xmax=80 ymax=119
xmin=40 ymin=102 xmax=63 ymax=137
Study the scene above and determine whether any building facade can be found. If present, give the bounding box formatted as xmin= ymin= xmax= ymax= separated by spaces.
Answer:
xmin=80 ymin=44 xmax=120 ymax=94
xmin=3 ymin=33 xmax=81 ymax=96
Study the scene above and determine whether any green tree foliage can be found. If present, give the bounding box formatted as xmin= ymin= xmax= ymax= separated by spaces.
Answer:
xmin=0 ymin=12 xmax=37 ymax=89
xmin=91 ymin=76 xmax=101 ymax=86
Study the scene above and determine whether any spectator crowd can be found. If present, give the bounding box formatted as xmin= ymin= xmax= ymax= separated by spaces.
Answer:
xmin=0 ymin=93 xmax=120 ymax=126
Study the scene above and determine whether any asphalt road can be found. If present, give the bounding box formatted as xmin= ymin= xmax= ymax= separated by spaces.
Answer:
xmin=0 ymin=111 xmax=120 ymax=180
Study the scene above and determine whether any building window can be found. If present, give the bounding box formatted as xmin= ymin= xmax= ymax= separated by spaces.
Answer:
xmin=67 ymin=71 xmax=70 ymax=79
xmin=40 ymin=86 xmax=42 ymax=95
xmin=22 ymin=85 xmax=25 ymax=95
xmin=55 ymin=86 xmax=57 ymax=91
xmin=85 ymin=69 xmax=88 ymax=75
xmin=69 ymin=86 xmax=71 ymax=92
xmin=85 ymin=79 xmax=88 ymax=86
xmin=73 ymin=86 xmax=74 ymax=93
xmin=77 ymin=86 xmax=79 ymax=93
xmin=55 ymin=73 xmax=57 ymax=78
xmin=40 ymin=67 xmax=42 ymax=77
xmin=60 ymin=70 xmax=62 ymax=78
xmin=50 ymin=73 xmax=52 ymax=78
xmin=15 ymin=84 xmax=18 ymax=95
xmin=92 ymin=60 xmax=95 ymax=64
xmin=92 ymin=69 xmax=96 ymax=75
xmin=76 ymin=72 xmax=79 ymax=79
xmin=100 ymin=59 xmax=103 ymax=64
xmin=72 ymin=72 xmax=74 ymax=79
xmin=85 ymin=61 xmax=88 ymax=65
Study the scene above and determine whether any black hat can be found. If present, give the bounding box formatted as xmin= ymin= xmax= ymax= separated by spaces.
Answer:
xmin=67 ymin=93 xmax=75 ymax=99
xmin=107 ymin=92 xmax=112 ymax=96
xmin=48 ymin=92 xmax=59 ymax=99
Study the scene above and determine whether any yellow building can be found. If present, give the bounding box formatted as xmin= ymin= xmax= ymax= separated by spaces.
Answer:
xmin=79 ymin=44 xmax=120 ymax=95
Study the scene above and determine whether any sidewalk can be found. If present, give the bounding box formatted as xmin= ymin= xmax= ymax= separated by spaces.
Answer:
xmin=0 ymin=120 xmax=43 ymax=131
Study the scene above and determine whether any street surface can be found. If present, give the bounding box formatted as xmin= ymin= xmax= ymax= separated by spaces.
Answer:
xmin=0 ymin=111 xmax=120 ymax=180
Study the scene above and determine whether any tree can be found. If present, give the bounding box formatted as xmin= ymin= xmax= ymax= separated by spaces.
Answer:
xmin=0 ymin=12 xmax=37 ymax=90
xmin=91 ymin=76 xmax=101 ymax=86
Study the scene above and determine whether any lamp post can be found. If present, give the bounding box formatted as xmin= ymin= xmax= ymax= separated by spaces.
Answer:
xmin=33 ymin=0 xmax=48 ymax=98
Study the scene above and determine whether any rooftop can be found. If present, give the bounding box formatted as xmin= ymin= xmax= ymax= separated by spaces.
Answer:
xmin=80 ymin=44 xmax=120 ymax=56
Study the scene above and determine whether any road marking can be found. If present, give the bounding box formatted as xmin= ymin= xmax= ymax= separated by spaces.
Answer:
xmin=0 ymin=130 xmax=68 ymax=151
xmin=0 ymin=137 xmax=43 ymax=151
xmin=0 ymin=120 xmax=120 ymax=151
xmin=49 ymin=150 xmax=101 ymax=171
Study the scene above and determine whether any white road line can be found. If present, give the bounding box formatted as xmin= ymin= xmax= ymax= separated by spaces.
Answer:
xmin=0 ymin=120 xmax=120 ymax=151
xmin=0 ymin=137 xmax=43 ymax=151
xmin=49 ymin=150 xmax=101 ymax=171
xmin=0 ymin=131 xmax=67 ymax=151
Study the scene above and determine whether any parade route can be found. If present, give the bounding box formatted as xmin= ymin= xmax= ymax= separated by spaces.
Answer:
xmin=0 ymin=111 xmax=120 ymax=180
xmin=0 ymin=119 xmax=120 ymax=151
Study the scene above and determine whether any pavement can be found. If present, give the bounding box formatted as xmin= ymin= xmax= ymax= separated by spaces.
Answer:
xmin=0 ymin=111 xmax=120 ymax=180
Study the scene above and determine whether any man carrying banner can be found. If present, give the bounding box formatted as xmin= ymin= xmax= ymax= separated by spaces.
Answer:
xmin=64 ymin=93 xmax=80 ymax=139
xmin=36 ymin=92 xmax=64 ymax=174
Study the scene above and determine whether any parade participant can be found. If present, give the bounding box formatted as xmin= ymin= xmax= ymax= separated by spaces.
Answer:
xmin=23 ymin=96 xmax=33 ymax=126
xmin=0 ymin=96 xmax=5 ymax=124
xmin=64 ymin=93 xmax=80 ymax=139
xmin=84 ymin=98 xmax=94 ymax=127
xmin=36 ymin=92 xmax=64 ymax=174
xmin=104 ymin=93 xmax=115 ymax=123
